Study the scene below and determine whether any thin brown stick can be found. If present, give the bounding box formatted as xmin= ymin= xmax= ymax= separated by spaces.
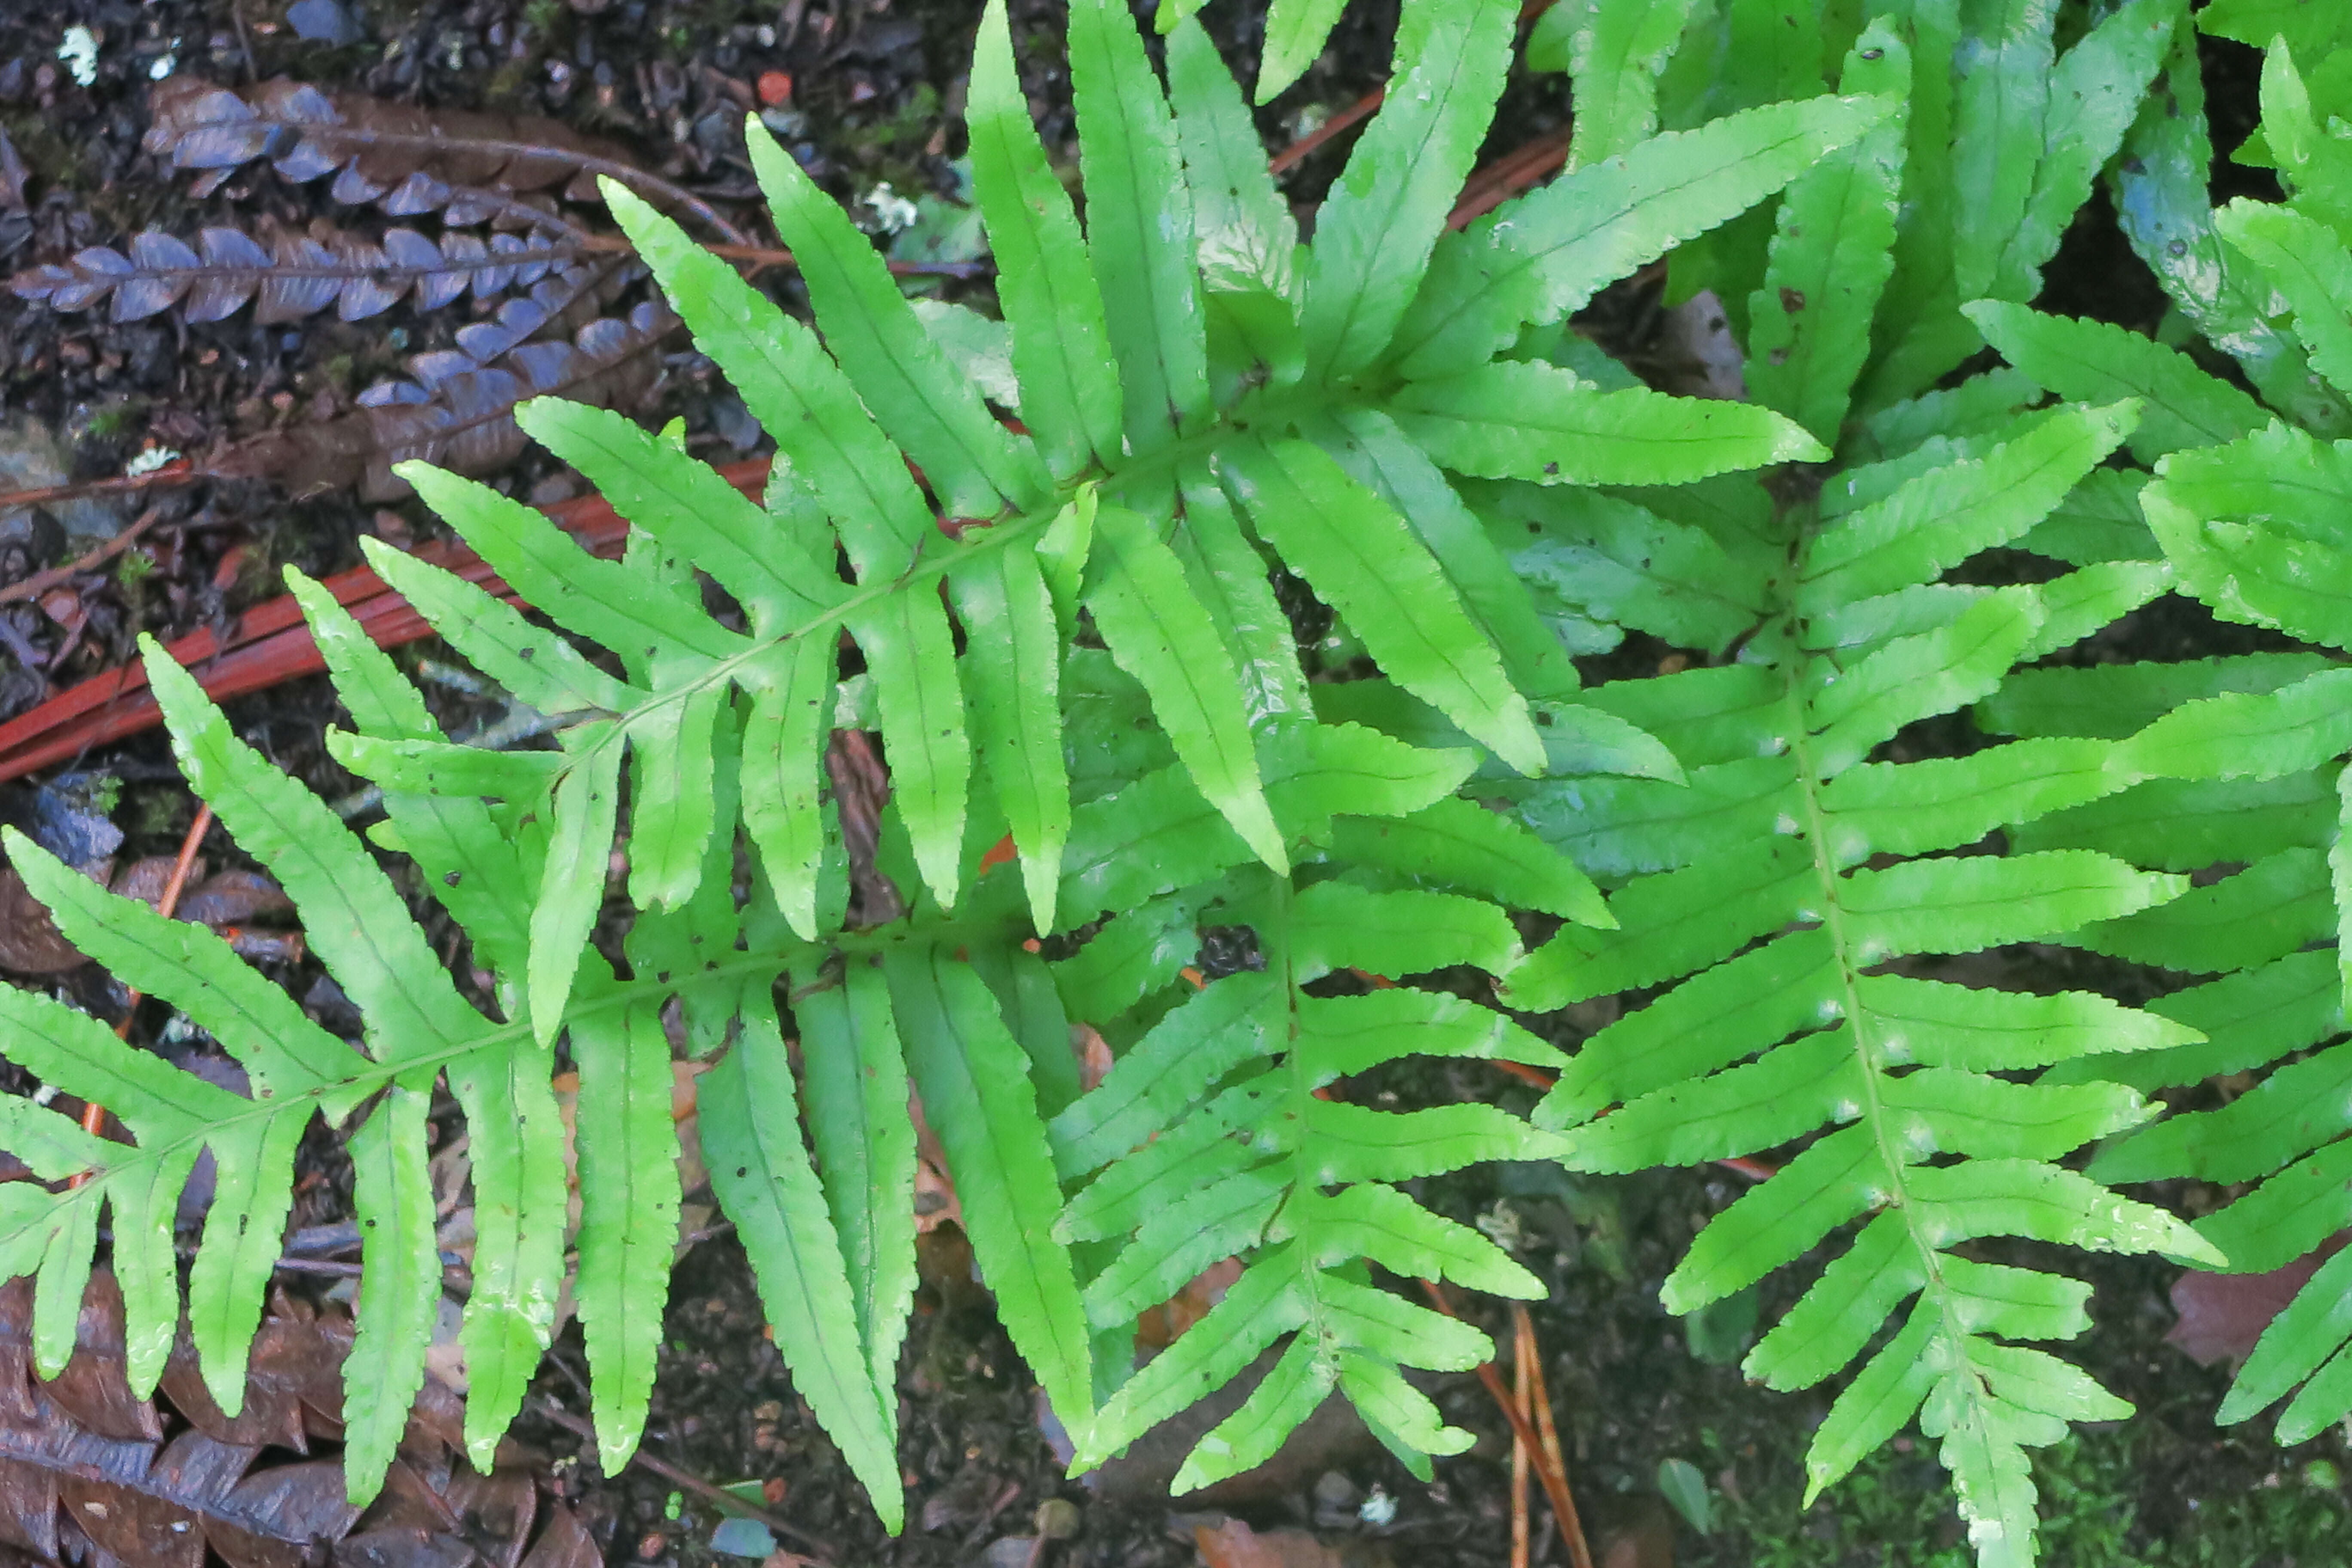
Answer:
xmin=150 ymin=806 xmax=214 ymax=926
xmin=67 ymin=803 xmax=213 ymax=1187
xmin=1265 ymin=0 xmax=1562 ymax=177
xmin=0 ymin=467 xmax=203 ymax=521
xmin=1420 ymin=1282 xmax=1594 ymax=1568
xmin=1510 ymin=1311 xmax=1532 ymax=1568
xmin=1513 ymin=1302 xmax=1593 ymax=1568
xmin=530 ymin=1396 xmax=838 ymax=1562
xmin=228 ymin=0 xmax=257 ymax=81
xmin=1268 ymin=86 xmax=1386 ymax=174
xmin=0 ymin=507 xmax=168 ymax=606
xmin=107 ymin=802 xmax=214 ymax=1055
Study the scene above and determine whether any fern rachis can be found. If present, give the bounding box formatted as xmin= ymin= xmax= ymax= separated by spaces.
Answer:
xmin=0 ymin=0 xmax=1899 ymax=1534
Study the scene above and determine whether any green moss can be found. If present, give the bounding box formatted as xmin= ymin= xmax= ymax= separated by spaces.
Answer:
xmin=1697 ymin=1427 xmax=2352 ymax=1567
xmin=79 ymin=399 xmax=148 ymax=441
xmin=0 ymin=116 xmax=87 ymax=190
xmin=129 ymin=789 xmax=180 ymax=839
xmin=870 ymin=83 xmax=943 ymax=150
xmin=487 ymin=59 xmax=537 ymax=107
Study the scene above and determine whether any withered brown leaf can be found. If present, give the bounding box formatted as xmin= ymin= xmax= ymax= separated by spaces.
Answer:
xmin=0 ymin=1273 xmax=589 ymax=1568
xmin=212 ymin=298 xmax=674 ymax=501
xmin=143 ymin=78 xmax=739 ymax=242
xmin=10 ymin=220 xmax=587 ymax=328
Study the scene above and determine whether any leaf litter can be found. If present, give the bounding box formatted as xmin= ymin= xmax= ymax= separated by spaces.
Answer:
xmin=0 ymin=1269 xmax=598 ymax=1568
xmin=0 ymin=1 xmax=2305 ymax=1565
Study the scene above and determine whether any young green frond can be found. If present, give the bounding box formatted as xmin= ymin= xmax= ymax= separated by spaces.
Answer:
xmin=1497 ymin=400 xmax=2216 ymax=1566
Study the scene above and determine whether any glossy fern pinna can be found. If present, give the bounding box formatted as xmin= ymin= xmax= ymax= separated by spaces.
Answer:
xmin=0 ymin=0 xmax=2344 ymax=1565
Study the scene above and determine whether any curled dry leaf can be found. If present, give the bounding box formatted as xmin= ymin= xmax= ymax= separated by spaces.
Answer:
xmin=115 ymin=860 xmax=294 ymax=928
xmin=0 ymin=870 xmax=88 ymax=975
xmin=10 ymin=220 xmax=587 ymax=326
xmin=143 ymin=77 xmax=627 ymax=221
xmin=142 ymin=77 xmax=741 ymax=242
xmin=2167 ymin=1236 xmax=2352 ymax=1370
xmin=0 ymin=857 xmax=298 ymax=977
xmin=0 ymin=1269 xmax=592 ymax=1568
xmin=212 ymin=297 xmax=673 ymax=501
xmin=0 ymin=128 xmax=28 ymax=215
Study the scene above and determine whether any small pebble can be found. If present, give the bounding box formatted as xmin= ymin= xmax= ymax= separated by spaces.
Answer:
xmin=286 ymin=0 xmax=366 ymax=46
xmin=526 ymin=473 xmax=578 ymax=507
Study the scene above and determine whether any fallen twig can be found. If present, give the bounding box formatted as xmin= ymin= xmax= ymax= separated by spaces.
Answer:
xmin=0 ymin=466 xmax=204 ymax=518
xmin=1420 ymin=1280 xmax=1594 ymax=1568
xmin=1266 ymin=0 xmax=1562 ymax=177
xmin=571 ymin=230 xmax=989 ymax=280
xmin=1269 ymin=87 xmax=1387 ymax=175
xmin=69 ymin=802 xmax=214 ymax=1188
xmin=1449 ymin=130 xmax=1570 ymax=227
xmin=0 ymin=505 xmax=168 ymax=606
xmin=1514 ymin=1302 xmax=1591 ymax=1568
xmin=1510 ymin=1308 xmax=1533 ymax=1568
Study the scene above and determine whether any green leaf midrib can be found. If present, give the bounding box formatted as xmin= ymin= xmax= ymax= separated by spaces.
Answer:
xmin=1264 ymin=871 xmax=1346 ymax=1387
xmin=523 ymin=374 xmax=1395 ymax=786
xmin=28 ymin=781 xmax=1121 ymax=1246
xmin=1776 ymin=627 xmax=2000 ymax=1482
xmin=28 ymin=922 xmax=996 ymax=1236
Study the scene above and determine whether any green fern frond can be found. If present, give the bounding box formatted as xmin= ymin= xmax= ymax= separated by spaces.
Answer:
xmin=0 ymin=0 xmax=1932 ymax=1534
xmin=1888 ymin=27 xmax=2352 ymax=1475
xmin=1494 ymin=393 xmax=2221 ymax=1566
xmin=368 ymin=0 xmax=1850 ymax=983
xmin=1653 ymin=0 xmax=2184 ymax=411
xmin=1524 ymin=0 xmax=1703 ymax=168
xmin=2001 ymin=238 xmax=2352 ymax=1454
xmin=0 ymin=626 xmax=573 ymax=1486
xmin=1056 ymin=870 xmax=1569 ymax=1489
xmin=2107 ymin=22 xmax=2352 ymax=435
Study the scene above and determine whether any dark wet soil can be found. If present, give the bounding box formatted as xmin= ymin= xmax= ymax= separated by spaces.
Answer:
xmin=1 ymin=1 xmax=2348 ymax=1565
